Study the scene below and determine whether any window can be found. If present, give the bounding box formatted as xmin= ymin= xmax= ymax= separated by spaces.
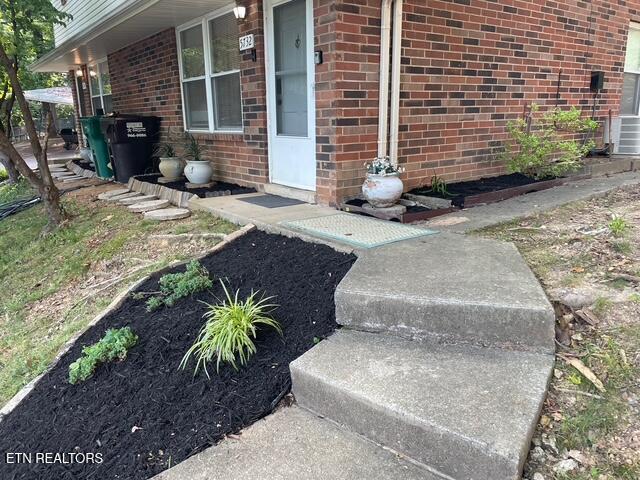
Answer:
xmin=88 ymin=60 xmax=112 ymax=114
xmin=622 ymin=25 xmax=640 ymax=116
xmin=178 ymin=9 xmax=243 ymax=132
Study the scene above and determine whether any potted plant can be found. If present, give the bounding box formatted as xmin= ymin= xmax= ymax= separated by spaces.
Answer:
xmin=362 ymin=156 xmax=405 ymax=208
xmin=155 ymin=143 xmax=183 ymax=180
xmin=183 ymin=133 xmax=213 ymax=184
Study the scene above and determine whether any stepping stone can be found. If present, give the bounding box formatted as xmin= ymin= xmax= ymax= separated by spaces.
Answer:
xmin=106 ymin=192 xmax=144 ymax=202
xmin=291 ymin=330 xmax=554 ymax=480
xmin=118 ymin=194 xmax=158 ymax=205
xmin=52 ymin=171 xmax=75 ymax=178
xmin=128 ymin=199 xmax=170 ymax=213
xmin=336 ymin=232 xmax=556 ymax=353
xmin=62 ymin=175 xmax=84 ymax=182
xmin=154 ymin=406 xmax=433 ymax=480
xmin=144 ymin=207 xmax=191 ymax=221
xmin=97 ymin=188 xmax=130 ymax=200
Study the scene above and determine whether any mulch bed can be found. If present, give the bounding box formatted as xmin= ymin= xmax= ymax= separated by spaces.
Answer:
xmin=72 ymin=158 xmax=96 ymax=172
xmin=0 ymin=230 xmax=355 ymax=480
xmin=136 ymin=174 xmax=256 ymax=197
xmin=409 ymin=172 xmax=560 ymax=208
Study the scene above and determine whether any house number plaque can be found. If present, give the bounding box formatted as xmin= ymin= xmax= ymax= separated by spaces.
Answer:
xmin=239 ymin=34 xmax=255 ymax=51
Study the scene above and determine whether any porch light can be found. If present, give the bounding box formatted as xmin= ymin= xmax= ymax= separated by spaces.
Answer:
xmin=75 ymin=69 xmax=83 ymax=77
xmin=89 ymin=69 xmax=97 ymax=77
xmin=233 ymin=4 xmax=246 ymax=19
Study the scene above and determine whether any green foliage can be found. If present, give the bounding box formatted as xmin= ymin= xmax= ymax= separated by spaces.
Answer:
xmin=0 ymin=177 xmax=33 ymax=204
xmin=0 ymin=0 xmax=72 ymax=134
xmin=68 ymin=327 xmax=138 ymax=384
xmin=428 ymin=175 xmax=450 ymax=197
xmin=501 ymin=105 xmax=598 ymax=179
xmin=146 ymin=260 xmax=213 ymax=312
xmin=0 ymin=169 xmax=7 ymax=182
xmin=608 ymin=215 xmax=629 ymax=237
xmin=180 ymin=281 xmax=281 ymax=376
xmin=184 ymin=133 xmax=203 ymax=161
xmin=154 ymin=143 xmax=176 ymax=158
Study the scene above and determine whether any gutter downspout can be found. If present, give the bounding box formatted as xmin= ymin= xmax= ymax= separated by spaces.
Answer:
xmin=377 ymin=0 xmax=403 ymax=165
xmin=389 ymin=0 xmax=403 ymax=165
xmin=377 ymin=0 xmax=393 ymax=159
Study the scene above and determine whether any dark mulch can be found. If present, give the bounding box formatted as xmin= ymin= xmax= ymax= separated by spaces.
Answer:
xmin=72 ymin=158 xmax=96 ymax=172
xmin=409 ymin=173 xmax=545 ymax=201
xmin=136 ymin=173 xmax=256 ymax=197
xmin=0 ymin=230 xmax=355 ymax=480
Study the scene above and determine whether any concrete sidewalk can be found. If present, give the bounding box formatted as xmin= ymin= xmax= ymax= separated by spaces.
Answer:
xmin=423 ymin=171 xmax=640 ymax=233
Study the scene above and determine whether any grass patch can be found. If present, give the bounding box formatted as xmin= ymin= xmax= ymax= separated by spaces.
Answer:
xmin=592 ymin=296 xmax=613 ymax=316
xmin=0 ymin=178 xmax=34 ymax=204
xmin=0 ymin=198 xmax=235 ymax=405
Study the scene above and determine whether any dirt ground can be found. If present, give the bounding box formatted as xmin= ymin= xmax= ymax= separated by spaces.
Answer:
xmin=480 ymin=186 xmax=640 ymax=480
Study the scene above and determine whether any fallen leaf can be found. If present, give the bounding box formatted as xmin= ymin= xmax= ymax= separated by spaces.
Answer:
xmin=131 ymin=426 xmax=143 ymax=433
xmin=561 ymin=356 xmax=606 ymax=393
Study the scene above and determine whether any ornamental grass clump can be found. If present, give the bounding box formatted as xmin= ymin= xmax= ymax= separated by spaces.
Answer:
xmin=69 ymin=327 xmax=138 ymax=384
xmin=180 ymin=280 xmax=281 ymax=377
xmin=146 ymin=260 xmax=213 ymax=312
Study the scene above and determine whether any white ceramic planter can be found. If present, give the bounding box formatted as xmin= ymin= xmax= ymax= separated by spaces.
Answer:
xmin=362 ymin=173 xmax=404 ymax=208
xmin=159 ymin=157 xmax=184 ymax=180
xmin=184 ymin=160 xmax=213 ymax=184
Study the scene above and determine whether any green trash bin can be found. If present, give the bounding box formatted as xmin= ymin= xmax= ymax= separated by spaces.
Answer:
xmin=80 ymin=116 xmax=113 ymax=179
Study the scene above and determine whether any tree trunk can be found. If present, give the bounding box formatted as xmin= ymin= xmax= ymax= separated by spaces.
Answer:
xmin=0 ymin=41 xmax=65 ymax=230
xmin=42 ymin=102 xmax=59 ymax=138
xmin=0 ymin=150 xmax=20 ymax=183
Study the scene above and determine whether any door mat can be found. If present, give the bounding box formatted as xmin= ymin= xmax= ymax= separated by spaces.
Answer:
xmin=281 ymin=213 xmax=437 ymax=248
xmin=239 ymin=194 xmax=306 ymax=208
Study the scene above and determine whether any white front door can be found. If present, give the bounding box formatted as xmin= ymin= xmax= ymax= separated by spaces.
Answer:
xmin=265 ymin=0 xmax=316 ymax=191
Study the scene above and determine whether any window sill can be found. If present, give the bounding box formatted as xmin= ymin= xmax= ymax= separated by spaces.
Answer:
xmin=187 ymin=130 xmax=245 ymax=141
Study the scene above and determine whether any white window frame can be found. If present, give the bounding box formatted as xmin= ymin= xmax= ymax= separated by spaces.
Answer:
xmin=176 ymin=5 xmax=244 ymax=134
xmin=621 ymin=23 xmax=640 ymax=117
xmin=87 ymin=59 xmax=111 ymax=114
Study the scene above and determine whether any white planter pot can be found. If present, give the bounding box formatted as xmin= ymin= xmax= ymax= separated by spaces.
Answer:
xmin=158 ymin=157 xmax=184 ymax=180
xmin=184 ymin=160 xmax=213 ymax=184
xmin=362 ymin=173 xmax=404 ymax=208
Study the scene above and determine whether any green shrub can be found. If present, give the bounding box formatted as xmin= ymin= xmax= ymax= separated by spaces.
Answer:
xmin=501 ymin=105 xmax=598 ymax=179
xmin=69 ymin=327 xmax=138 ymax=384
xmin=146 ymin=260 xmax=213 ymax=312
xmin=0 ymin=178 xmax=33 ymax=204
xmin=180 ymin=281 xmax=281 ymax=376
xmin=0 ymin=169 xmax=7 ymax=182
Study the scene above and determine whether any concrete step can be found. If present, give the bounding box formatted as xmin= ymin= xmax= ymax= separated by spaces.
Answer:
xmin=335 ymin=233 xmax=556 ymax=353
xmin=144 ymin=207 xmax=191 ymax=221
xmin=291 ymin=330 xmax=554 ymax=480
xmin=153 ymin=406 xmax=439 ymax=480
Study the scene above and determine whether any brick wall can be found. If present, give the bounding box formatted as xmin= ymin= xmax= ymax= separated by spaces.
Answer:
xmin=106 ymin=6 xmax=268 ymax=189
xmin=317 ymin=0 xmax=640 ymax=204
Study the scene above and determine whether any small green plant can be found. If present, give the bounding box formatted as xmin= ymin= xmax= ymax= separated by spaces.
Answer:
xmin=184 ymin=133 xmax=203 ymax=161
xmin=0 ymin=169 xmax=8 ymax=182
xmin=608 ymin=215 xmax=629 ymax=237
xmin=154 ymin=143 xmax=176 ymax=158
xmin=180 ymin=280 xmax=281 ymax=376
xmin=501 ymin=104 xmax=598 ymax=179
xmin=428 ymin=175 xmax=451 ymax=197
xmin=68 ymin=327 xmax=138 ymax=384
xmin=146 ymin=260 xmax=213 ymax=312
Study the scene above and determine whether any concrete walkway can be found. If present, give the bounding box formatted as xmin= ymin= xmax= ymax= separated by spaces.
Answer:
xmin=424 ymin=171 xmax=640 ymax=233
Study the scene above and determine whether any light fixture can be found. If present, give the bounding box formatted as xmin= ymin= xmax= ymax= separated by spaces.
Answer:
xmin=233 ymin=4 xmax=246 ymax=19
xmin=75 ymin=68 xmax=83 ymax=77
xmin=89 ymin=69 xmax=97 ymax=77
